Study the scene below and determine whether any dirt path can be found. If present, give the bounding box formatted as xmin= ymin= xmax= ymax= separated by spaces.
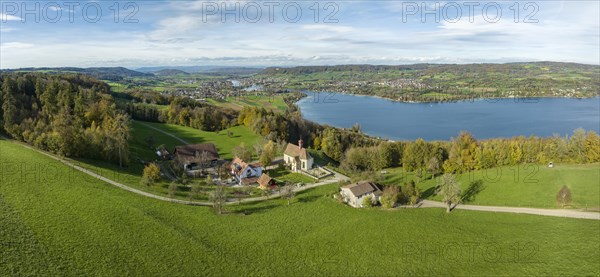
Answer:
xmin=418 ymin=200 xmax=600 ymax=220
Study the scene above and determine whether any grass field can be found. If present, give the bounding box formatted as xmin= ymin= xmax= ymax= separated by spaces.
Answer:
xmin=1 ymin=139 xmax=599 ymax=276
xmin=131 ymin=121 xmax=262 ymax=160
xmin=382 ymin=164 xmax=600 ymax=209
xmin=269 ymin=167 xmax=315 ymax=184
xmin=207 ymin=95 xmax=288 ymax=112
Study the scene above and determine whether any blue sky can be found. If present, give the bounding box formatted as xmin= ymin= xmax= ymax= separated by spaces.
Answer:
xmin=1 ymin=0 xmax=599 ymax=68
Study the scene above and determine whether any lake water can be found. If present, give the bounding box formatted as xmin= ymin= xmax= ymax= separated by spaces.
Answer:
xmin=297 ymin=92 xmax=600 ymax=141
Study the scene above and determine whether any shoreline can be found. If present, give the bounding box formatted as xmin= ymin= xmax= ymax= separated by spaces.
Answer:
xmin=296 ymin=90 xmax=599 ymax=104
xmin=294 ymin=93 xmax=600 ymax=142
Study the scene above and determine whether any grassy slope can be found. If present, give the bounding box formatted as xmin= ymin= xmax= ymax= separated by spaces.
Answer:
xmin=383 ymin=164 xmax=600 ymax=208
xmin=131 ymin=121 xmax=261 ymax=160
xmin=1 ymin=139 xmax=599 ymax=276
xmin=207 ymin=95 xmax=288 ymax=112
xmin=70 ymin=121 xmax=261 ymax=199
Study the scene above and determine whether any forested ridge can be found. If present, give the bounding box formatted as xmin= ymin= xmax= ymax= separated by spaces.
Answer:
xmin=0 ymin=73 xmax=131 ymax=166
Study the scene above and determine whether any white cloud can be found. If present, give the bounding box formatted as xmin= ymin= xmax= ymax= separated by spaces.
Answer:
xmin=1 ymin=13 xmax=21 ymax=21
xmin=0 ymin=1 xmax=598 ymax=68
xmin=1 ymin=42 xmax=34 ymax=49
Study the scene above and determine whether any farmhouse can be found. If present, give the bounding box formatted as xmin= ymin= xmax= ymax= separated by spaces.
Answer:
xmin=340 ymin=182 xmax=383 ymax=208
xmin=257 ymin=174 xmax=277 ymax=190
xmin=173 ymin=143 xmax=220 ymax=171
xmin=283 ymin=140 xmax=313 ymax=172
xmin=231 ymin=157 xmax=263 ymax=185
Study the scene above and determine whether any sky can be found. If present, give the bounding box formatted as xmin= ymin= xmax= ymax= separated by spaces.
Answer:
xmin=0 ymin=0 xmax=599 ymax=68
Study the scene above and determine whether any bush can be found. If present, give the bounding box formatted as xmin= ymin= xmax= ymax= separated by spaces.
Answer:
xmin=400 ymin=181 xmax=421 ymax=205
xmin=380 ymin=186 xmax=399 ymax=209
xmin=556 ymin=185 xmax=572 ymax=207
xmin=168 ymin=182 xmax=178 ymax=198
xmin=362 ymin=195 xmax=374 ymax=208
xmin=141 ymin=163 xmax=161 ymax=187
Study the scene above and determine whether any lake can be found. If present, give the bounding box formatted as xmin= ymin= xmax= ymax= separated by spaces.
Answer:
xmin=297 ymin=92 xmax=600 ymax=141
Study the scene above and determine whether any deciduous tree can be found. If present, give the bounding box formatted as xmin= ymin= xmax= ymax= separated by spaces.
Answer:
xmin=209 ymin=186 xmax=227 ymax=214
xmin=436 ymin=173 xmax=461 ymax=213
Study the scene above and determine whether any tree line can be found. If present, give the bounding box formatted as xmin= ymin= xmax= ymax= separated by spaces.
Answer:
xmin=340 ymin=130 xmax=600 ymax=174
xmin=122 ymin=97 xmax=237 ymax=132
xmin=0 ymin=73 xmax=131 ymax=167
xmin=237 ymin=106 xmax=376 ymax=153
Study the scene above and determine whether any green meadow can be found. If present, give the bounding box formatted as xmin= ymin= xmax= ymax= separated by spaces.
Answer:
xmin=382 ymin=164 xmax=600 ymax=209
xmin=207 ymin=95 xmax=288 ymax=112
xmin=130 ymin=120 xmax=262 ymax=160
xmin=1 ymin=139 xmax=599 ymax=276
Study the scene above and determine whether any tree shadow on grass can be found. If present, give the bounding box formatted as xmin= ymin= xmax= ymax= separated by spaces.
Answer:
xmin=233 ymin=203 xmax=280 ymax=215
xmin=461 ymin=179 xmax=485 ymax=203
xmin=297 ymin=195 xmax=321 ymax=203
xmin=421 ymin=186 xmax=437 ymax=199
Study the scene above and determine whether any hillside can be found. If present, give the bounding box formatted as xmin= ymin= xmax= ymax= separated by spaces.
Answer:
xmin=136 ymin=66 xmax=263 ymax=75
xmin=0 ymin=139 xmax=598 ymax=276
xmin=256 ymin=62 xmax=600 ymax=102
xmin=2 ymin=67 xmax=152 ymax=81
xmin=151 ymin=69 xmax=190 ymax=76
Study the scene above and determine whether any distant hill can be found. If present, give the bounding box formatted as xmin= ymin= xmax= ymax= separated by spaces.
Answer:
xmin=257 ymin=62 xmax=600 ymax=102
xmin=261 ymin=62 xmax=599 ymax=75
xmin=1 ymin=67 xmax=152 ymax=81
xmin=152 ymin=69 xmax=190 ymax=76
xmin=136 ymin=66 xmax=263 ymax=75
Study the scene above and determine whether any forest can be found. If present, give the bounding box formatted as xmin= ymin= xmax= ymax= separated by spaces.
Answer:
xmin=0 ymin=73 xmax=131 ymax=166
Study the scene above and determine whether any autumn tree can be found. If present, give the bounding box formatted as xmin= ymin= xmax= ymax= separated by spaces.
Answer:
xmin=444 ymin=132 xmax=477 ymax=173
xmin=436 ymin=173 xmax=461 ymax=213
xmin=401 ymin=181 xmax=421 ymax=205
xmin=380 ymin=186 xmax=400 ymax=209
xmin=109 ymin=113 xmax=131 ymax=168
xmin=427 ymin=156 xmax=440 ymax=179
xmin=190 ymin=184 xmax=202 ymax=200
xmin=585 ymin=131 xmax=600 ymax=162
xmin=168 ymin=182 xmax=178 ymax=198
xmin=209 ymin=186 xmax=227 ymax=214
xmin=233 ymin=142 xmax=253 ymax=161
xmin=280 ymin=183 xmax=296 ymax=205
xmin=321 ymin=128 xmax=344 ymax=162
xmin=141 ymin=163 xmax=161 ymax=187
xmin=259 ymin=140 xmax=276 ymax=170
